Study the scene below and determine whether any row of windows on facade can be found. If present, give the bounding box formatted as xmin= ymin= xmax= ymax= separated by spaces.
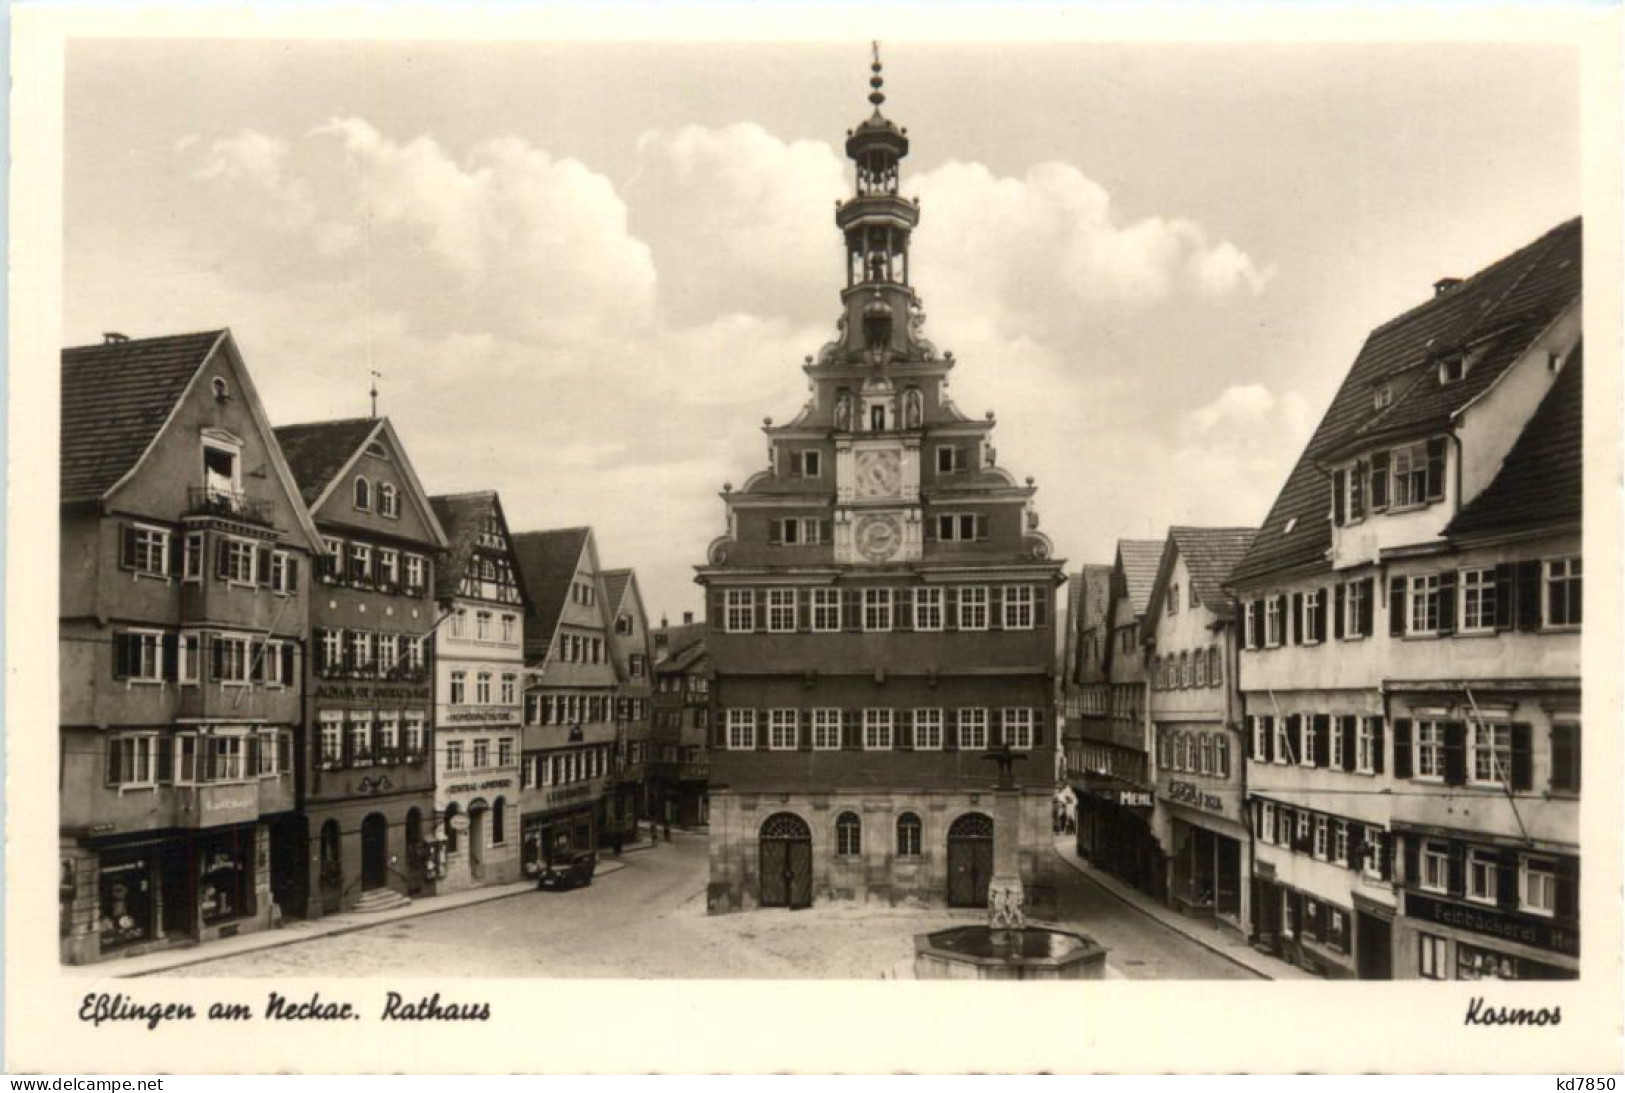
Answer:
xmin=649 ymin=743 xmax=704 ymax=765
xmin=1331 ymin=436 xmax=1450 ymax=524
xmin=104 ymin=729 xmax=293 ymax=787
xmin=1150 ymin=645 xmax=1224 ymax=691
xmin=450 ymin=606 xmax=521 ymax=645
xmin=319 ymin=536 xmax=430 ymax=594
xmin=112 ymin=629 xmax=298 ymax=687
xmin=1073 ymin=683 xmax=1144 ymax=721
xmin=1253 ymin=797 xmax=1392 ymax=883
xmin=1270 ymin=885 xmax=1354 ymax=957
xmin=455 ymin=555 xmax=522 ymax=606
xmin=1246 ymin=713 xmax=1580 ymax=793
xmin=570 ymin=580 xmax=596 ymax=607
xmin=524 ymin=692 xmax=647 ymax=726
xmin=721 ymin=585 xmax=1047 ymax=634
xmin=313 ymin=627 xmax=428 ymax=680
xmin=826 ymin=812 xmax=933 ymax=858
xmin=1416 ymin=933 xmax=1572 ymax=982
xmin=121 ymin=524 xmax=301 ymax=593
xmin=1157 ymin=729 xmax=1233 ymax=779
xmin=556 ymin=631 xmax=608 ymax=665
xmin=1241 ymin=556 xmax=1581 ymax=649
xmin=517 ymin=745 xmax=610 ymax=789
xmin=448 ymin=670 xmax=520 ymax=707
xmin=655 ymin=675 xmax=709 ymax=696
xmin=1069 ymin=742 xmax=1148 ymax=786
xmin=350 ymin=475 xmax=402 ymax=519
xmin=765 ymin=511 xmax=995 ymax=549
xmin=777 ymin=445 xmax=981 ymax=481
xmin=315 ymin=710 xmax=429 ymax=767
xmin=655 ymin=707 xmax=710 ymax=731
xmin=441 ymin=796 xmax=508 ymax=854
xmin=441 ymin=735 xmax=516 ymax=772
xmin=722 ymin=707 xmax=1041 ymax=752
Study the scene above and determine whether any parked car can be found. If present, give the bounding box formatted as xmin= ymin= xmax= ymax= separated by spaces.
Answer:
xmin=535 ymin=850 xmax=597 ymax=891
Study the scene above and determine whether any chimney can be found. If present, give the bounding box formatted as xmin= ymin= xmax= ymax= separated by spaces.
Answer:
xmin=1433 ymin=277 xmax=1463 ymax=297
xmin=103 ymin=332 xmax=130 ymax=344
xmin=683 ymin=611 xmax=694 ymax=626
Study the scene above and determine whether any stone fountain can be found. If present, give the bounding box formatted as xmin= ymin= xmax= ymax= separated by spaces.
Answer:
xmin=913 ymin=743 xmax=1109 ymax=980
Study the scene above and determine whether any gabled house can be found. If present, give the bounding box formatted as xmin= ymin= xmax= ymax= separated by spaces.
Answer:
xmin=602 ymin=568 xmax=654 ymax=842
xmin=59 ymin=329 xmax=322 ymax=963
xmin=428 ymin=491 xmax=531 ymax=892
xmin=1140 ymin=526 xmax=1256 ymax=934
xmin=511 ymin=527 xmax=621 ymax=869
xmin=1227 ymin=217 xmax=1581 ymax=980
xmin=273 ymin=416 xmax=450 ymax=917
xmin=649 ymin=614 xmax=711 ymax=828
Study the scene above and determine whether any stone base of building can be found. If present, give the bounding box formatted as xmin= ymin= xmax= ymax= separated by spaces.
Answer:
xmin=706 ymin=786 xmax=1057 ymax=917
xmin=297 ymin=794 xmax=433 ymax=920
xmin=60 ymin=823 xmax=274 ymax=966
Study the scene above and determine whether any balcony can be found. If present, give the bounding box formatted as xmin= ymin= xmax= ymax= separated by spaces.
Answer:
xmin=188 ymin=487 xmax=275 ymax=528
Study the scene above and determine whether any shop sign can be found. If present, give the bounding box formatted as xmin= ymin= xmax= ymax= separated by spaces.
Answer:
xmin=443 ymin=708 xmax=520 ymax=725
xmin=188 ymin=784 xmax=259 ymax=828
xmin=1166 ymin=779 xmax=1225 ymax=814
xmin=1116 ymin=790 xmax=1154 ymax=809
xmin=445 ymin=778 xmax=516 ymax=795
xmin=316 ymin=684 xmax=428 ymax=701
xmin=1406 ymin=892 xmax=1579 ymax=958
xmin=1255 ymin=860 xmax=1277 ymax=882
xmin=449 ymin=814 xmax=471 ymax=832
xmin=543 ymin=781 xmax=601 ymax=806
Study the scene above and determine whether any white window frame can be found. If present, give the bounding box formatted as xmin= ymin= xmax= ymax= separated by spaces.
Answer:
xmin=1302 ymin=590 xmax=1322 ymax=645
xmin=725 ymin=589 xmax=755 ymax=634
xmin=122 ymin=629 xmax=166 ymax=683
xmin=107 ymin=733 xmax=162 ymax=788
xmin=1353 ymin=717 xmax=1373 ymax=774
xmin=1544 ymin=557 xmax=1582 ymax=629
xmin=403 ymin=712 xmax=425 ymax=756
xmin=1459 ymin=567 xmax=1496 ymax=633
xmin=223 ymin=537 xmax=256 ymax=586
xmin=1418 ymin=933 xmax=1448 ymax=980
xmin=958 ymin=586 xmax=989 ymax=631
xmin=404 ymin=553 xmax=425 ymax=591
xmin=128 ymin=524 xmax=171 ymax=577
xmin=1470 ymin=718 xmax=1512 ymax=787
xmin=863 ymin=708 xmax=894 ymax=751
xmin=501 ymin=674 xmax=517 ymax=706
xmin=958 ymin=708 xmax=988 ymax=751
xmin=1419 ymin=839 xmax=1450 ymax=893
xmin=726 ymin=709 xmax=757 ymax=750
xmin=377 ymin=712 xmax=400 ymax=757
xmin=1264 ymin=596 xmax=1283 ymax=648
xmin=769 ymin=709 xmax=798 ymax=751
xmin=766 ymin=588 xmax=797 ymax=633
xmin=1260 ymin=802 xmax=1276 ymax=845
xmin=1003 ymin=586 xmax=1035 ymax=630
xmin=1334 ymin=820 xmax=1350 ymax=865
xmin=1344 ymin=580 xmax=1368 ymax=639
xmin=1313 ymin=815 xmax=1329 ymax=860
xmin=450 ymin=671 xmax=467 ymax=705
xmin=914 ymin=587 xmax=944 ymax=631
xmin=377 ymin=548 xmax=400 ymax=588
xmin=1466 ymin=848 xmax=1499 ymax=905
xmin=811 ymin=588 xmax=841 ymax=632
xmin=1272 ymin=717 xmax=1290 ymax=765
xmin=1299 ymin=716 xmax=1315 ymax=769
xmin=378 ymin=482 xmax=400 ymax=519
xmin=1408 ymin=573 xmax=1441 ymax=635
xmin=1391 ymin=441 xmax=1429 ymax=509
xmin=913 ymin=708 xmax=943 ymax=751
xmin=1415 ymin=720 xmax=1445 ymax=780
xmin=1519 ymin=856 xmax=1556 ymax=917
xmin=812 ymin=708 xmax=842 ymax=751
xmin=1003 ymin=708 xmax=1034 ymax=751
xmin=862 ymin=588 xmax=893 ymax=633
xmin=1362 ymin=826 xmax=1386 ymax=881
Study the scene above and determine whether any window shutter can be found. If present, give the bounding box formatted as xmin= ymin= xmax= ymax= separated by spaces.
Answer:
xmin=161 ymin=634 xmax=178 ymax=682
xmin=1262 ymin=717 xmax=1274 ymax=763
xmin=1317 ymin=590 xmax=1330 ymax=642
xmin=1033 ymin=712 xmax=1045 ymax=747
xmin=105 ymin=738 xmax=121 ymax=784
xmin=1392 ymin=719 xmax=1411 ymax=778
xmin=753 ymin=591 xmax=767 ymax=633
xmin=1359 ymin=578 xmax=1375 ymax=637
xmin=799 ymin=709 xmax=813 ymax=752
xmin=820 ymin=519 xmax=832 ymax=543
xmin=1388 ymin=577 xmax=1407 ymax=637
xmin=989 ymin=587 xmax=1004 ymax=630
xmin=1554 ymin=858 xmax=1579 ymax=920
xmin=1347 ymin=825 xmax=1365 ymax=872
xmin=843 ymin=709 xmax=860 ymax=751
xmin=257 ymin=546 xmax=274 ymax=587
xmin=1332 ymin=470 xmax=1346 ymax=525
xmin=1401 ymin=837 xmax=1419 ymax=887
xmin=990 ymin=708 xmax=1004 ymax=747
xmin=112 ymin=632 xmax=131 ymax=679
xmin=1446 ymin=841 xmax=1466 ymax=897
xmin=1312 ymin=715 xmax=1329 ymax=767
xmin=1372 ymin=716 xmax=1385 ymax=774
xmin=1376 ymin=832 xmax=1393 ymax=881
xmin=216 ymin=538 xmax=231 ymax=579
xmin=798 ymin=589 xmax=812 ymax=631
xmin=251 ymin=642 xmax=265 ymax=682
xmin=287 ymin=555 xmax=300 ymax=591
xmin=169 ymin=536 xmax=185 ymax=577
xmin=1290 ymin=593 xmax=1303 ymax=644
xmin=768 ymin=520 xmax=782 ymax=545
xmin=756 ymin=710 xmax=770 ymax=751
xmin=897 ymin=709 xmax=913 ymax=751
xmin=1285 ymin=714 xmax=1300 ymax=764
xmin=1514 ymin=560 xmax=1542 ymax=631
xmin=1442 ymin=721 xmax=1467 ymax=786
xmin=1436 ymin=571 xmax=1457 ymax=636
xmin=157 ymin=738 xmax=174 ymax=783
xmin=1333 ymin=583 xmax=1345 ymax=639
xmin=975 ymin=514 xmax=989 ymax=541
xmin=282 ymin=641 xmax=296 ymax=685
xmin=844 ymin=588 xmax=861 ymax=632
xmin=1496 ymin=848 xmax=1519 ymax=911
xmin=896 ymin=588 xmax=913 ymax=631
xmin=1424 ymin=437 xmax=1447 ymax=501
xmin=923 ymin=516 xmax=936 ymax=543
xmin=1509 ymin=722 xmax=1533 ymax=791
xmin=1369 ymin=451 xmax=1390 ymax=510
xmin=119 ymin=526 xmax=138 ymax=569
xmin=943 ymin=709 xmax=958 ymax=752
xmin=246 ymin=734 xmax=260 ymax=775
xmin=1341 ymin=718 xmax=1356 ymax=772
xmin=1035 ymin=589 xmax=1048 ymax=627
xmin=1247 ymin=716 xmax=1259 ymax=761
xmin=1492 ymin=563 xmax=1516 ymax=629
xmin=944 ymin=587 xmax=959 ymax=631
xmin=1351 ymin=460 xmax=1366 ymax=521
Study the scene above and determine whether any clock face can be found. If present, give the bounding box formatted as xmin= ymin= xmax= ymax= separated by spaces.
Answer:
xmin=854 ymin=450 xmax=902 ymax=499
xmin=856 ymin=514 xmax=902 ymax=562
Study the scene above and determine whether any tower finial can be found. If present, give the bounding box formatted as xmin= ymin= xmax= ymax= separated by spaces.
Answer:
xmin=869 ymin=40 xmax=885 ymax=109
xmin=369 ymin=368 xmax=382 ymax=419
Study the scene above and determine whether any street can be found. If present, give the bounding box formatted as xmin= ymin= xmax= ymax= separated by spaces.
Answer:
xmin=171 ymin=830 xmax=1255 ymax=979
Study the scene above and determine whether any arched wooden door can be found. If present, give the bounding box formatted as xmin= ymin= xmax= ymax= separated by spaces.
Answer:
xmin=947 ymin=812 xmax=994 ymax=908
xmin=758 ymin=812 xmax=812 ymax=909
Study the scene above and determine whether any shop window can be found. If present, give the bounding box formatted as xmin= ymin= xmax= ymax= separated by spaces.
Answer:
xmin=1418 ymin=934 xmax=1448 ymax=980
xmin=98 ymin=852 xmax=156 ymax=951
xmin=836 ymin=812 xmax=862 ymax=857
xmin=198 ymin=829 xmax=252 ymax=925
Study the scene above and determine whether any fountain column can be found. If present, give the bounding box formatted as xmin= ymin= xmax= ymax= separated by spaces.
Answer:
xmin=987 ymin=783 xmax=1026 ymax=929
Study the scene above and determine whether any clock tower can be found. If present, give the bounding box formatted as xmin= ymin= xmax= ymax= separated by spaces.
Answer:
xmin=698 ymin=47 xmax=1065 ymax=917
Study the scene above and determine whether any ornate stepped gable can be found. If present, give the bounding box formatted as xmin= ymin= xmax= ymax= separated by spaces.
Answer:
xmin=706 ymin=48 xmax=1054 ymax=574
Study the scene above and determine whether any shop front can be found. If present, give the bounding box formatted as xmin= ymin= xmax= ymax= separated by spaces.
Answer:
xmin=62 ymin=824 xmax=271 ymax=964
xmin=1395 ymin=888 xmax=1579 ymax=981
xmin=521 ymin=776 xmax=605 ymax=877
xmin=1072 ymin=775 xmax=1163 ymax=899
xmin=1159 ymin=777 xmax=1250 ymax=932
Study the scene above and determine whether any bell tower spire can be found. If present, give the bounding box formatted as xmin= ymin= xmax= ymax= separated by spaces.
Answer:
xmin=836 ymin=41 xmax=919 ymax=364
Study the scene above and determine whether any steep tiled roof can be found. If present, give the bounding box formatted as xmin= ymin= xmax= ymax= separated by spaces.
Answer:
xmin=1229 ymin=217 xmax=1581 ymax=587
xmin=602 ymin=569 xmax=633 ymax=616
xmin=60 ymin=330 xmax=224 ymax=502
xmin=1075 ymin=564 xmax=1114 ymax=634
xmin=1118 ymin=540 xmax=1165 ymax=617
xmin=511 ymin=528 xmax=591 ymax=651
xmin=1170 ymin=527 xmax=1258 ymax=614
xmin=1448 ymin=344 xmax=1582 ymax=539
xmin=272 ymin=418 xmax=380 ymax=507
xmin=654 ymin=621 xmax=707 ymax=669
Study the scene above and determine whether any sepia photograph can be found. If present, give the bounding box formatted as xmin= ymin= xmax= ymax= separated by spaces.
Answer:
xmin=7 ymin=3 xmax=1622 ymax=1076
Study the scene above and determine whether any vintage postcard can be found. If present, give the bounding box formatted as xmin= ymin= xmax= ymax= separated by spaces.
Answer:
xmin=6 ymin=2 xmax=1623 ymax=1075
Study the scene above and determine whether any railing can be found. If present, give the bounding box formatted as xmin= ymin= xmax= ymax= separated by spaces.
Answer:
xmin=188 ymin=486 xmax=275 ymax=527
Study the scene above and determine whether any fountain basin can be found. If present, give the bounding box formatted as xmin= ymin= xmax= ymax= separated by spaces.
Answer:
xmin=914 ymin=925 xmax=1109 ymax=980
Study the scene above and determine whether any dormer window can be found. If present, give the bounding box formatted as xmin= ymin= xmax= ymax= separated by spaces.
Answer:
xmin=1373 ymin=384 xmax=1392 ymax=411
xmin=365 ymin=441 xmax=388 ymax=460
xmin=1439 ymin=355 xmax=1468 ymax=385
xmin=353 ymin=476 xmax=372 ymax=511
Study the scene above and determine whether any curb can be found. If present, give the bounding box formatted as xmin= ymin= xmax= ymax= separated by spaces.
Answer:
xmin=1049 ymin=843 xmax=1274 ymax=981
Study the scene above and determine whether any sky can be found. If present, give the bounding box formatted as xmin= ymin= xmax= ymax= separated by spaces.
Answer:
xmin=63 ymin=39 xmax=1581 ymax=620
